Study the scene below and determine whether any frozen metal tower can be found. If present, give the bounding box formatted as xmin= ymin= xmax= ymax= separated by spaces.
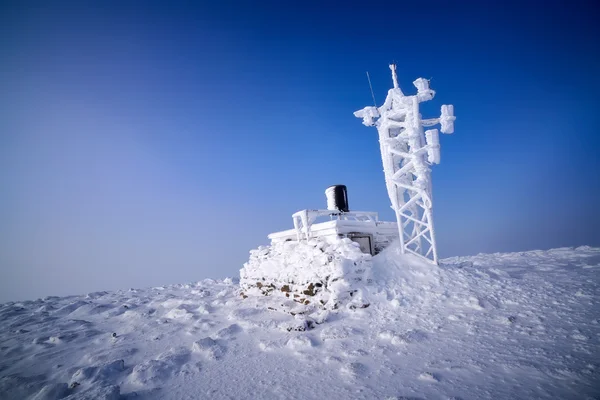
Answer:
xmin=354 ymin=65 xmax=455 ymax=264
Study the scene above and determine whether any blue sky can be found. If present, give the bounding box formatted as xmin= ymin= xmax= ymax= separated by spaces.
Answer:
xmin=1 ymin=1 xmax=599 ymax=302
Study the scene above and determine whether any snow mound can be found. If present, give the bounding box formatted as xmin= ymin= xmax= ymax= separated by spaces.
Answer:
xmin=240 ymin=237 xmax=450 ymax=315
xmin=240 ymin=237 xmax=372 ymax=310
xmin=367 ymin=241 xmax=445 ymax=309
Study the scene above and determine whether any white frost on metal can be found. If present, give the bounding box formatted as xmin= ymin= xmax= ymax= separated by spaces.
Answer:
xmin=268 ymin=210 xmax=398 ymax=255
xmin=291 ymin=210 xmax=378 ymax=241
xmin=354 ymin=64 xmax=456 ymax=264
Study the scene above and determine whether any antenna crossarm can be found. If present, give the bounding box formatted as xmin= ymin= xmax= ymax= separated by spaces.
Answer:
xmin=421 ymin=118 xmax=440 ymax=127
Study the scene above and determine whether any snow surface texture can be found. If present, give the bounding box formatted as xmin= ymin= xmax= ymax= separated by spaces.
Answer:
xmin=1 ymin=245 xmax=599 ymax=399
xmin=240 ymin=238 xmax=372 ymax=312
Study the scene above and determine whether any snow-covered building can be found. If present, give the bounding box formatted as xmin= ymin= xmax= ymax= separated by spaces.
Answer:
xmin=240 ymin=185 xmax=396 ymax=311
xmin=267 ymin=185 xmax=398 ymax=255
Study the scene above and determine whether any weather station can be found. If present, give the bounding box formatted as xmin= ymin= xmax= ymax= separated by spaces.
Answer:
xmin=266 ymin=64 xmax=455 ymax=263
xmin=267 ymin=184 xmax=399 ymax=255
xmin=241 ymin=64 xmax=456 ymax=310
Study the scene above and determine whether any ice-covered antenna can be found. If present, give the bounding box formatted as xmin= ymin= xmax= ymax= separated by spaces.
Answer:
xmin=353 ymin=64 xmax=456 ymax=265
xmin=366 ymin=71 xmax=377 ymax=107
xmin=390 ymin=63 xmax=399 ymax=89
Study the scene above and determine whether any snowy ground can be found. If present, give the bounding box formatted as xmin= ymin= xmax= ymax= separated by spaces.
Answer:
xmin=1 ymin=245 xmax=599 ymax=399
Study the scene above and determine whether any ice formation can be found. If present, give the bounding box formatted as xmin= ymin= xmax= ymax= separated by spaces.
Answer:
xmin=355 ymin=64 xmax=456 ymax=264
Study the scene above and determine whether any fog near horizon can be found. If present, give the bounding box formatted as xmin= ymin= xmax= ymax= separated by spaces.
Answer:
xmin=1 ymin=2 xmax=599 ymax=303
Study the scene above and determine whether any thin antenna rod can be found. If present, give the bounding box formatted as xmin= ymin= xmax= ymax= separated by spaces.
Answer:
xmin=390 ymin=63 xmax=399 ymax=89
xmin=366 ymin=71 xmax=377 ymax=107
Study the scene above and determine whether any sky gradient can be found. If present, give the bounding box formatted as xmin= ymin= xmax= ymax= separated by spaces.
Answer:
xmin=1 ymin=1 xmax=599 ymax=302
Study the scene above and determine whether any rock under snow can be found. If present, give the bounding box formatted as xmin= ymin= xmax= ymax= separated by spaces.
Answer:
xmin=240 ymin=237 xmax=372 ymax=310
